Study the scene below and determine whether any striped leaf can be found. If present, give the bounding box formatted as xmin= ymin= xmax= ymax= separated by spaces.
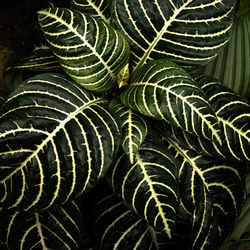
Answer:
xmin=120 ymin=59 xmax=221 ymax=144
xmin=111 ymin=0 xmax=236 ymax=72
xmin=197 ymin=76 xmax=250 ymax=163
xmin=0 ymin=73 xmax=120 ymax=211
xmin=107 ymin=134 xmax=178 ymax=238
xmin=161 ymin=123 xmax=224 ymax=159
xmin=6 ymin=46 xmax=60 ymax=72
xmin=71 ymin=0 xmax=112 ymax=24
xmin=202 ymin=0 xmax=250 ymax=97
xmin=109 ymin=99 xmax=149 ymax=164
xmin=95 ymin=185 xmax=191 ymax=250
xmin=0 ymin=200 xmax=81 ymax=249
xmin=165 ymin=137 xmax=244 ymax=250
xmin=38 ymin=7 xmax=130 ymax=92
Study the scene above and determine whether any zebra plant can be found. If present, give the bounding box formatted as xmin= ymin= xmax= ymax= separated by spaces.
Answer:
xmin=0 ymin=0 xmax=249 ymax=249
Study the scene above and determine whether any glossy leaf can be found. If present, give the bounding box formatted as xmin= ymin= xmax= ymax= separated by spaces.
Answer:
xmin=202 ymin=0 xmax=250 ymax=97
xmin=111 ymin=0 xmax=236 ymax=71
xmin=71 ymin=0 xmax=112 ymax=24
xmin=0 ymin=73 xmax=121 ymax=211
xmin=121 ymin=59 xmax=221 ymax=144
xmin=107 ymin=134 xmax=178 ymax=238
xmin=0 ymin=200 xmax=81 ymax=250
xmin=38 ymin=7 xmax=130 ymax=92
xmin=197 ymin=76 xmax=250 ymax=163
xmin=110 ymin=99 xmax=148 ymax=164
xmin=166 ymin=137 xmax=244 ymax=250
xmin=6 ymin=46 xmax=60 ymax=72
xmin=94 ymin=185 xmax=191 ymax=250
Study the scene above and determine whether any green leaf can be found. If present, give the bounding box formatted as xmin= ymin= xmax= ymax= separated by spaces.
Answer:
xmin=202 ymin=0 xmax=250 ymax=97
xmin=230 ymin=167 xmax=250 ymax=241
xmin=197 ymin=76 xmax=250 ymax=163
xmin=111 ymin=0 xmax=236 ymax=71
xmin=6 ymin=46 xmax=60 ymax=72
xmin=0 ymin=73 xmax=121 ymax=211
xmin=121 ymin=59 xmax=221 ymax=144
xmin=94 ymin=185 xmax=191 ymax=250
xmin=38 ymin=7 xmax=130 ymax=92
xmin=165 ymin=137 xmax=245 ymax=250
xmin=109 ymin=99 xmax=149 ymax=164
xmin=0 ymin=200 xmax=81 ymax=249
xmin=71 ymin=0 xmax=112 ymax=24
xmin=107 ymin=133 xmax=178 ymax=238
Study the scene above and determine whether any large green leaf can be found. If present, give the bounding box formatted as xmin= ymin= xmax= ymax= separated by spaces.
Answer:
xmin=121 ymin=59 xmax=221 ymax=144
xmin=0 ymin=73 xmax=120 ymax=212
xmin=38 ymin=7 xmax=130 ymax=92
xmin=107 ymin=133 xmax=178 ymax=238
xmin=202 ymin=0 xmax=250 ymax=97
xmin=109 ymin=99 xmax=149 ymax=164
xmin=165 ymin=137 xmax=244 ymax=250
xmin=197 ymin=76 xmax=250 ymax=163
xmin=71 ymin=0 xmax=112 ymax=24
xmin=94 ymin=185 xmax=191 ymax=250
xmin=0 ymin=200 xmax=81 ymax=249
xmin=111 ymin=0 xmax=236 ymax=71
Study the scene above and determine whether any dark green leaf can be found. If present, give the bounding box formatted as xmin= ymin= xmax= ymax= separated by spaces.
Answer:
xmin=121 ymin=59 xmax=221 ymax=144
xmin=0 ymin=200 xmax=81 ymax=250
xmin=38 ymin=7 xmax=130 ymax=92
xmin=111 ymin=0 xmax=236 ymax=71
xmin=197 ymin=76 xmax=250 ymax=163
xmin=110 ymin=99 xmax=149 ymax=164
xmin=107 ymin=133 xmax=178 ymax=238
xmin=71 ymin=0 xmax=112 ymax=24
xmin=0 ymin=73 xmax=121 ymax=211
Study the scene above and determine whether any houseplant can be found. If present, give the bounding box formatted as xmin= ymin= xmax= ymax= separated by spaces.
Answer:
xmin=0 ymin=0 xmax=249 ymax=249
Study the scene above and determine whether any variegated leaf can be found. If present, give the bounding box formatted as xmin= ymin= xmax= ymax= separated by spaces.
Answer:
xmin=107 ymin=134 xmax=178 ymax=238
xmin=94 ymin=185 xmax=191 ymax=250
xmin=109 ymin=99 xmax=149 ymax=164
xmin=165 ymin=137 xmax=244 ymax=250
xmin=0 ymin=200 xmax=81 ymax=249
xmin=111 ymin=0 xmax=236 ymax=71
xmin=71 ymin=0 xmax=112 ymax=24
xmin=38 ymin=7 xmax=130 ymax=92
xmin=6 ymin=46 xmax=60 ymax=72
xmin=120 ymin=59 xmax=221 ymax=144
xmin=161 ymin=123 xmax=224 ymax=159
xmin=197 ymin=76 xmax=250 ymax=162
xmin=0 ymin=73 xmax=120 ymax=211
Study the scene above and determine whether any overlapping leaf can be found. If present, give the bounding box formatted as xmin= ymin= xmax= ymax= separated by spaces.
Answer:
xmin=107 ymin=134 xmax=178 ymax=238
xmin=197 ymin=76 xmax=250 ymax=162
xmin=6 ymin=46 xmax=60 ymax=72
xmin=111 ymin=0 xmax=236 ymax=71
xmin=38 ymin=7 xmax=130 ymax=92
xmin=0 ymin=73 xmax=120 ymax=212
xmin=0 ymin=200 xmax=81 ymax=249
xmin=94 ymin=185 xmax=191 ymax=250
xmin=109 ymin=99 xmax=149 ymax=164
xmin=121 ymin=59 xmax=221 ymax=144
xmin=165 ymin=137 xmax=244 ymax=250
xmin=202 ymin=0 xmax=250 ymax=97
xmin=71 ymin=0 xmax=112 ymax=24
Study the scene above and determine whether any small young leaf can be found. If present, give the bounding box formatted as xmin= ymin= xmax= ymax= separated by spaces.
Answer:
xmin=110 ymin=99 xmax=148 ymax=164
